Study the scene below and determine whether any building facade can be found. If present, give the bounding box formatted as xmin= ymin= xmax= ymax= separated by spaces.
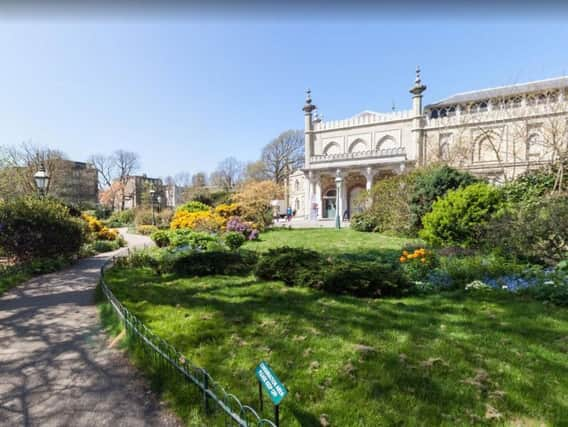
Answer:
xmin=120 ymin=175 xmax=166 ymax=210
xmin=289 ymin=69 xmax=568 ymax=221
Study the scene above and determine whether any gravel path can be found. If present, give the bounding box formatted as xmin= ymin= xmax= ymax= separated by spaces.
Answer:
xmin=0 ymin=232 xmax=182 ymax=427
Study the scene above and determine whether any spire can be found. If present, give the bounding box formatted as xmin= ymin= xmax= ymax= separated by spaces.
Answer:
xmin=410 ymin=65 xmax=427 ymax=96
xmin=302 ymin=88 xmax=317 ymax=113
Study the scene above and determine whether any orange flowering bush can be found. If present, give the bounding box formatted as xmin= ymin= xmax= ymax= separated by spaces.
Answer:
xmin=399 ymin=247 xmax=438 ymax=282
xmin=170 ymin=210 xmax=225 ymax=233
xmin=82 ymin=213 xmax=119 ymax=241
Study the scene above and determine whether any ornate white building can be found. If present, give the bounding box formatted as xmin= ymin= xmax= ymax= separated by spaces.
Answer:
xmin=289 ymin=69 xmax=568 ymax=221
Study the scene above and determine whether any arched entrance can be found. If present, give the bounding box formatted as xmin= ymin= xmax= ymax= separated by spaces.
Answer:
xmin=322 ymin=188 xmax=337 ymax=219
xmin=348 ymin=186 xmax=365 ymax=218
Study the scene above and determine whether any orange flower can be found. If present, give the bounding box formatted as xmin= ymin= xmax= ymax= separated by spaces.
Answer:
xmin=421 ymin=258 xmax=426 ymax=263
xmin=399 ymin=256 xmax=406 ymax=263
xmin=402 ymin=250 xmax=409 ymax=256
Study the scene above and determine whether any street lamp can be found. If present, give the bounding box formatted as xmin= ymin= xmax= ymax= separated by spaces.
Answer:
xmin=33 ymin=163 xmax=50 ymax=197
xmin=149 ymin=189 xmax=156 ymax=226
xmin=335 ymin=169 xmax=342 ymax=230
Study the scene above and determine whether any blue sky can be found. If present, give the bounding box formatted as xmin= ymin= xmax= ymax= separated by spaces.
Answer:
xmin=1 ymin=15 xmax=568 ymax=178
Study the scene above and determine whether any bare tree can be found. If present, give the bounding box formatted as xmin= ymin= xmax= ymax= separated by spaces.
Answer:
xmin=113 ymin=150 xmax=140 ymax=210
xmin=210 ymin=156 xmax=244 ymax=191
xmin=260 ymin=130 xmax=304 ymax=184
xmin=88 ymin=153 xmax=116 ymax=189
xmin=0 ymin=142 xmax=67 ymax=197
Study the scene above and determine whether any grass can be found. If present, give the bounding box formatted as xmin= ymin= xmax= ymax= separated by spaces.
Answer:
xmin=102 ymin=266 xmax=568 ymax=426
xmin=243 ymin=228 xmax=420 ymax=258
xmin=0 ymin=265 xmax=33 ymax=295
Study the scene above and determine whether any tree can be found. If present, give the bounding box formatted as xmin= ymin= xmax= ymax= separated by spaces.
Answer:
xmin=244 ymin=160 xmax=269 ymax=182
xmin=89 ymin=150 xmax=140 ymax=210
xmin=0 ymin=142 xmax=67 ymax=197
xmin=260 ymin=130 xmax=304 ymax=184
xmin=210 ymin=157 xmax=244 ymax=191
xmin=233 ymin=180 xmax=283 ymax=229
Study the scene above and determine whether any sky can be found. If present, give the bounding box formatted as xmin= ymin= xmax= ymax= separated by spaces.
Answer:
xmin=1 ymin=8 xmax=568 ymax=179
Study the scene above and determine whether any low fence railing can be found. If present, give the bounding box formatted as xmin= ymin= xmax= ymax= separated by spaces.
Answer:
xmin=99 ymin=258 xmax=277 ymax=427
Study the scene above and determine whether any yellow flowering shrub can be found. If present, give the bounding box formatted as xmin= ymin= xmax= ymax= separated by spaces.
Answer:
xmin=82 ymin=213 xmax=119 ymax=241
xmin=214 ymin=203 xmax=242 ymax=219
xmin=170 ymin=210 xmax=225 ymax=233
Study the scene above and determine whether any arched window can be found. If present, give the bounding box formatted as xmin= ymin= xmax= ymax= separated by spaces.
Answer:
xmin=527 ymin=133 xmax=542 ymax=159
xmin=324 ymin=188 xmax=337 ymax=198
xmin=323 ymin=142 xmax=341 ymax=155
xmin=377 ymin=135 xmax=397 ymax=151
xmin=478 ymin=135 xmax=499 ymax=162
xmin=294 ymin=179 xmax=300 ymax=192
xmin=294 ymin=198 xmax=300 ymax=212
xmin=348 ymin=139 xmax=367 ymax=153
xmin=439 ymin=135 xmax=451 ymax=161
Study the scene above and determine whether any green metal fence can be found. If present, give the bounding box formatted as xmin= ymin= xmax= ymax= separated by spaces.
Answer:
xmin=100 ymin=259 xmax=277 ymax=427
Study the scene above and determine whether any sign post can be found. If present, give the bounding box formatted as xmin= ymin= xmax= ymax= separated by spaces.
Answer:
xmin=255 ymin=361 xmax=288 ymax=427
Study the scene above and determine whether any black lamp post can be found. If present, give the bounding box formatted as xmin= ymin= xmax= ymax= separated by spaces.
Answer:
xmin=149 ymin=189 xmax=156 ymax=226
xmin=33 ymin=163 xmax=50 ymax=197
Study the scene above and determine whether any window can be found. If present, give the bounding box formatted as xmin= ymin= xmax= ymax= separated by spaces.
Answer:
xmin=479 ymin=101 xmax=488 ymax=112
xmin=294 ymin=179 xmax=300 ymax=192
xmin=439 ymin=134 xmax=451 ymax=160
xmin=527 ymin=133 xmax=542 ymax=159
xmin=537 ymin=93 xmax=547 ymax=105
xmin=430 ymin=109 xmax=439 ymax=119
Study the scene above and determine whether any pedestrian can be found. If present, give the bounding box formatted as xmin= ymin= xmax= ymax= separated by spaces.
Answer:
xmin=287 ymin=206 xmax=292 ymax=222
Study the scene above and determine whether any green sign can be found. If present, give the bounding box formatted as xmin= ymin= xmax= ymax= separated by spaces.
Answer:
xmin=255 ymin=361 xmax=288 ymax=405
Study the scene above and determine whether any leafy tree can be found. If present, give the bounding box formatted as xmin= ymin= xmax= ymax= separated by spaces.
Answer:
xmin=410 ymin=165 xmax=478 ymax=230
xmin=233 ymin=180 xmax=283 ymax=229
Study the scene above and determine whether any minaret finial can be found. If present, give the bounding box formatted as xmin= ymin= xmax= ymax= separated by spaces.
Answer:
xmin=410 ymin=65 xmax=426 ymax=96
xmin=302 ymin=87 xmax=317 ymax=113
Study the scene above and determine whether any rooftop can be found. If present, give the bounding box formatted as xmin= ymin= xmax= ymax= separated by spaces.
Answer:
xmin=426 ymin=75 xmax=568 ymax=109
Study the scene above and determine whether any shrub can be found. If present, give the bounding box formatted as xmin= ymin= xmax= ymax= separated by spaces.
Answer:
xmin=350 ymin=212 xmax=379 ymax=232
xmin=214 ymin=203 xmax=242 ymax=219
xmin=82 ymin=213 xmax=120 ymax=241
xmin=172 ymin=251 xmax=257 ymax=276
xmin=81 ymin=239 xmax=123 ymax=256
xmin=0 ymin=196 xmax=85 ymax=261
xmin=410 ymin=165 xmax=478 ymax=230
xmin=168 ymin=230 xmax=219 ymax=250
xmin=501 ymin=168 xmax=556 ymax=205
xmin=420 ymin=182 xmax=503 ymax=248
xmin=399 ymin=247 xmax=439 ymax=282
xmin=134 ymin=209 xmax=155 ymax=226
xmin=223 ymin=232 xmax=246 ymax=250
xmin=226 ymin=216 xmax=258 ymax=240
xmin=254 ymin=247 xmax=411 ymax=298
xmin=357 ymin=173 xmax=416 ymax=235
xmin=151 ymin=230 xmax=171 ymax=248
xmin=254 ymin=247 xmax=324 ymax=287
xmin=136 ymin=225 xmax=159 ymax=236
xmin=170 ymin=210 xmax=224 ymax=232
xmin=106 ymin=209 xmax=135 ymax=227
xmin=177 ymin=201 xmax=211 ymax=213
xmin=233 ymin=180 xmax=283 ymax=230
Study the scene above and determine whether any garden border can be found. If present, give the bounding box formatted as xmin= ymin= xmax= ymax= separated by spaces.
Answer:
xmin=99 ymin=258 xmax=277 ymax=427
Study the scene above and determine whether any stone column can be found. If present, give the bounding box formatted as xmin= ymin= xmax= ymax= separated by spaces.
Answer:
xmin=315 ymin=177 xmax=322 ymax=220
xmin=335 ymin=169 xmax=343 ymax=225
xmin=304 ymin=171 xmax=312 ymax=220
xmin=364 ymin=167 xmax=375 ymax=192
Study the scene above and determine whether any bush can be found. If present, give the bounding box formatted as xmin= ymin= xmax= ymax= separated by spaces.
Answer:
xmin=483 ymin=195 xmax=568 ymax=265
xmin=223 ymin=232 xmax=246 ymax=251
xmin=177 ymin=201 xmax=211 ymax=213
xmin=151 ymin=230 xmax=171 ymax=248
xmin=172 ymin=251 xmax=257 ymax=276
xmin=136 ymin=225 xmax=159 ymax=236
xmin=410 ymin=165 xmax=478 ymax=230
xmin=254 ymin=247 xmax=324 ymax=287
xmin=106 ymin=209 xmax=135 ymax=227
xmin=501 ymin=168 xmax=556 ymax=205
xmin=82 ymin=213 xmax=120 ymax=241
xmin=0 ymin=196 xmax=85 ymax=261
xmin=226 ymin=216 xmax=259 ymax=240
xmin=420 ymin=182 xmax=503 ymax=248
xmin=399 ymin=247 xmax=439 ymax=283
xmin=81 ymin=239 xmax=123 ymax=256
xmin=168 ymin=229 xmax=219 ymax=250
xmin=214 ymin=203 xmax=242 ymax=219
xmin=254 ymin=247 xmax=411 ymax=298
xmin=134 ymin=208 xmax=155 ymax=226
xmin=357 ymin=173 xmax=415 ymax=235
xmin=170 ymin=210 xmax=224 ymax=232
xmin=350 ymin=212 xmax=379 ymax=232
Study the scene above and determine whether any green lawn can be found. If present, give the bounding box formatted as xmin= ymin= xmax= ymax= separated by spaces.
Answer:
xmin=103 ymin=266 xmax=568 ymax=426
xmin=243 ymin=228 xmax=419 ymax=257
xmin=0 ymin=267 xmax=32 ymax=296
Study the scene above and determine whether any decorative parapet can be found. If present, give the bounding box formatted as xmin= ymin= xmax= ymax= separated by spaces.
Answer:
xmin=426 ymin=102 xmax=568 ymax=128
xmin=310 ymin=147 xmax=406 ymax=163
xmin=314 ymin=110 xmax=413 ymax=131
